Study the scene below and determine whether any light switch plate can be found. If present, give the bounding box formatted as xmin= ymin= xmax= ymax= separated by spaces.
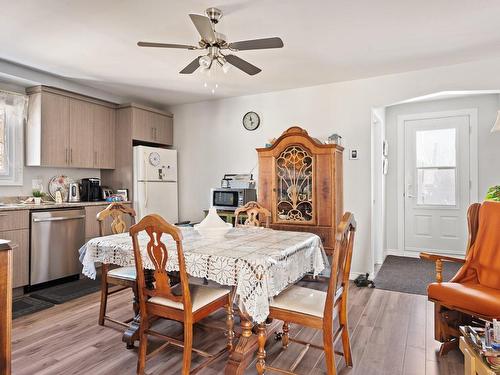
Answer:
xmin=350 ymin=149 xmax=359 ymax=160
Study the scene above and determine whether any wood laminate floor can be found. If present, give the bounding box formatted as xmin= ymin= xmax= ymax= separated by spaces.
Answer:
xmin=12 ymin=280 xmax=464 ymax=375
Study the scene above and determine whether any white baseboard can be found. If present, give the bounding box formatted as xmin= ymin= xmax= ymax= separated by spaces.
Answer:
xmin=384 ymin=248 xmax=402 ymax=257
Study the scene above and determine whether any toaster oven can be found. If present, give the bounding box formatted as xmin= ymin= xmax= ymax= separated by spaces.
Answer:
xmin=211 ymin=188 xmax=257 ymax=211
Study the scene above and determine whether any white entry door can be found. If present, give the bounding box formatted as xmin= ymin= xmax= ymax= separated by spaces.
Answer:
xmin=403 ymin=112 xmax=474 ymax=256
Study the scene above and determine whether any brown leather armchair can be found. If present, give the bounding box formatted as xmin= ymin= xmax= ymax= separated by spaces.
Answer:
xmin=420 ymin=201 xmax=500 ymax=355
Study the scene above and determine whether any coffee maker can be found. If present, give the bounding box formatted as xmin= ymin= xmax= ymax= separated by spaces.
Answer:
xmin=80 ymin=178 xmax=102 ymax=201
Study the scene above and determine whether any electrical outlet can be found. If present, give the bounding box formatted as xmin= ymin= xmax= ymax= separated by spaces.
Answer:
xmin=350 ymin=149 xmax=359 ymax=160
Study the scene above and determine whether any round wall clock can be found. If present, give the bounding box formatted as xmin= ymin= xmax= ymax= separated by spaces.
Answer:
xmin=149 ymin=152 xmax=161 ymax=166
xmin=243 ymin=111 xmax=260 ymax=131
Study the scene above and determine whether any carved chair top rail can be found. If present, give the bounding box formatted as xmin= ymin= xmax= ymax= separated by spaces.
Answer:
xmin=129 ymin=214 xmax=192 ymax=310
xmin=234 ymin=201 xmax=271 ymax=228
xmin=97 ymin=202 xmax=136 ymax=236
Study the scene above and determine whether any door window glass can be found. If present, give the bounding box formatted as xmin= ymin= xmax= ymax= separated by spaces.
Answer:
xmin=415 ymin=128 xmax=457 ymax=206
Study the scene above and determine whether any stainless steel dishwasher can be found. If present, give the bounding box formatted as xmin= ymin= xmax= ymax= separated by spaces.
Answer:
xmin=30 ymin=209 xmax=86 ymax=285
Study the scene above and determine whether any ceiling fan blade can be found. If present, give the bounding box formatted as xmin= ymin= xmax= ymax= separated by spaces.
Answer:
xmin=137 ymin=41 xmax=197 ymax=50
xmin=189 ymin=14 xmax=216 ymax=44
xmin=225 ymin=54 xmax=261 ymax=75
xmin=179 ymin=57 xmax=201 ymax=74
xmin=229 ymin=37 xmax=284 ymax=51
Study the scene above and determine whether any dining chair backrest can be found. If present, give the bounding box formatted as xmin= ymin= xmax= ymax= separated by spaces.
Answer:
xmin=324 ymin=212 xmax=356 ymax=319
xmin=97 ymin=202 xmax=136 ymax=236
xmin=234 ymin=201 xmax=271 ymax=228
xmin=129 ymin=214 xmax=192 ymax=311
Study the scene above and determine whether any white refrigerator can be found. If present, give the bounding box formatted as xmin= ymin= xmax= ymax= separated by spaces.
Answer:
xmin=133 ymin=145 xmax=179 ymax=223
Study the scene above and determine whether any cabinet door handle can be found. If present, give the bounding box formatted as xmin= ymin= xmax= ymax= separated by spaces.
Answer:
xmin=65 ymin=148 xmax=68 ymax=164
xmin=70 ymin=148 xmax=73 ymax=164
xmin=151 ymin=127 xmax=154 ymax=140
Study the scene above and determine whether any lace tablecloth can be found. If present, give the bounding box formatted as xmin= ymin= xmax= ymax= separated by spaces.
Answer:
xmin=80 ymin=227 xmax=328 ymax=323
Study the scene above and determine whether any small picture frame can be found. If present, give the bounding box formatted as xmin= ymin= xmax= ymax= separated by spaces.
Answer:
xmin=116 ymin=189 xmax=128 ymax=201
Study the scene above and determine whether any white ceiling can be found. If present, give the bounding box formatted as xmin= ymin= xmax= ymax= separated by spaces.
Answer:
xmin=2 ymin=0 xmax=500 ymax=106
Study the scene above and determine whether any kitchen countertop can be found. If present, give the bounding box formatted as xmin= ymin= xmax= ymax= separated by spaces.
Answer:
xmin=0 ymin=201 xmax=131 ymax=212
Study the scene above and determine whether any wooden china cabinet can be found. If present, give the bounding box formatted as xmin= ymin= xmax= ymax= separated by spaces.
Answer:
xmin=257 ymin=126 xmax=343 ymax=255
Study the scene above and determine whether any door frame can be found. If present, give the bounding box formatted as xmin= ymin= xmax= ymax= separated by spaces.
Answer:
xmin=396 ymin=109 xmax=478 ymax=256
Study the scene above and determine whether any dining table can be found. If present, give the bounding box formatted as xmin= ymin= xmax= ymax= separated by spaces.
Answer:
xmin=80 ymin=225 xmax=328 ymax=374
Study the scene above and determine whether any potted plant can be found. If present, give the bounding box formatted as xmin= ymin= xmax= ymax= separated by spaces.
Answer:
xmin=32 ymin=190 xmax=43 ymax=205
xmin=485 ymin=186 xmax=500 ymax=202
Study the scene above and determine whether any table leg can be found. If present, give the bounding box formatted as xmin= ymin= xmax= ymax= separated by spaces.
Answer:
xmin=224 ymin=314 xmax=281 ymax=375
xmin=225 ymin=317 xmax=255 ymax=375
xmin=122 ymin=269 xmax=155 ymax=349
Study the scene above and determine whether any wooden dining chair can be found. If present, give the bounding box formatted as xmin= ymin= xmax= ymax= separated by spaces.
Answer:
xmin=97 ymin=202 xmax=138 ymax=328
xmin=255 ymin=212 xmax=356 ymax=375
xmin=234 ymin=201 xmax=271 ymax=228
xmin=130 ymin=214 xmax=234 ymax=375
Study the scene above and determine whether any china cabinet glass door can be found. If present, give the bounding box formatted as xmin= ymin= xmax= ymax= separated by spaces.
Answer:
xmin=275 ymin=145 xmax=315 ymax=223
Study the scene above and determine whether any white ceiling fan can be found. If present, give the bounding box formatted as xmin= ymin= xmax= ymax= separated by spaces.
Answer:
xmin=137 ymin=7 xmax=284 ymax=76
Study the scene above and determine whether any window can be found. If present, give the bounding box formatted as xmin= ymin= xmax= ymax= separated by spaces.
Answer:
xmin=0 ymin=91 xmax=26 ymax=186
xmin=415 ymin=128 xmax=457 ymax=206
xmin=0 ymin=109 xmax=5 ymax=174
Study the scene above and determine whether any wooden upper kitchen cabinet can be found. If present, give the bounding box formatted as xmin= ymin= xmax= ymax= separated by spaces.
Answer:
xmin=93 ymin=104 xmax=115 ymax=169
xmin=126 ymin=104 xmax=173 ymax=145
xmin=26 ymin=86 xmax=117 ymax=169
xmin=69 ymin=98 xmax=94 ymax=168
xmin=26 ymin=90 xmax=70 ymax=167
xmin=0 ymin=211 xmax=29 ymax=289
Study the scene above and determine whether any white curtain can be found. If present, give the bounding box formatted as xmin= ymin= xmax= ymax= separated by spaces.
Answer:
xmin=0 ymin=90 xmax=27 ymax=185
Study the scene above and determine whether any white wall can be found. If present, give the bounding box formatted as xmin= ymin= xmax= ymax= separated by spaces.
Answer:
xmin=0 ymin=167 xmax=100 ymax=198
xmin=172 ymin=56 xmax=500 ymax=277
xmin=384 ymin=94 xmax=500 ymax=252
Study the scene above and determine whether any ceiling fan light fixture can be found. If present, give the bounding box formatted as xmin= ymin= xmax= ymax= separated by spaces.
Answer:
xmin=199 ymin=55 xmax=212 ymax=69
xmin=222 ymin=63 xmax=231 ymax=74
xmin=217 ymin=56 xmax=231 ymax=74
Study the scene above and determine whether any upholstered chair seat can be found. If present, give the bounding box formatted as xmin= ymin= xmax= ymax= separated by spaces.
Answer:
xmin=149 ymin=285 xmax=231 ymax=312
xmin=270 ymin=285 xmax=344 ymax=318
xmin=107 ymin=266 xmax=137 ymax=282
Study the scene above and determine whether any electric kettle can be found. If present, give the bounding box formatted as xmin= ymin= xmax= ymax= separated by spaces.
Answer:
xmin=68 ymin=182 xmax=81 ymax=202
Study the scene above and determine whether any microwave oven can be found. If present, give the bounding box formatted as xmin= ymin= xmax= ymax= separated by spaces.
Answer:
xmin=211 ymin=188 xmax=257 ymax=211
